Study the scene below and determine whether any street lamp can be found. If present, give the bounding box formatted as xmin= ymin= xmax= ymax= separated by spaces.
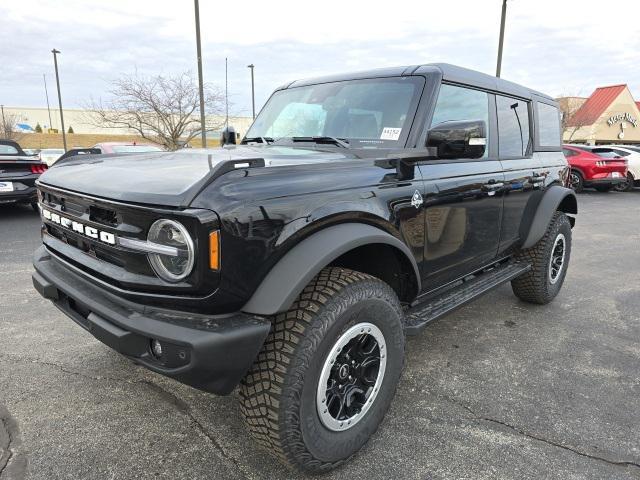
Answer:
xmin=0 ymin=105 xmax=5 ymax=138
xmin=43 ymin=74 xmax=53 ymax=131
xmin=247 ymin=64 xmax=255 ymax=120
xmin=51 ymin=48 xmax=67 ymax=151
xmin=495 ymin=0 xmax=508 ymax=78
xmin=194 ymin=0 xmax=207 ymax=148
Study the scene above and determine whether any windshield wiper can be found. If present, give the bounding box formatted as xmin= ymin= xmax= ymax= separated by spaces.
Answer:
xmin=242 ymin=136 xmax=274 ymax=145
xmin=289 ymin=136 xmax=350 ymax=148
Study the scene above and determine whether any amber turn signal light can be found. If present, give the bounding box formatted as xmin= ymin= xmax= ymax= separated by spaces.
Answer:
xmin=209 ymin=230 xmax=220 ymax=270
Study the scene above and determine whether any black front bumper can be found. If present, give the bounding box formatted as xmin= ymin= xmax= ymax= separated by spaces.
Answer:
xmin=32 ymin=246 xmax=271 ymax=394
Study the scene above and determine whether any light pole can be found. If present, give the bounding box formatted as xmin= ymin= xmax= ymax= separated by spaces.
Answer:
xmin=43 ymin=74 xmax=53 ymax=130
xmin=194 ymin=0 xmax=207 ymax=148
xmin=247 ymin=64 xmax=255 ymax=120
xmin=496 ymin=0 xmax=508 ymax=78
xmin=51 ymin=49 xmax=67 ymax=151
xmin=225 ymin=57 xmax=229 ymax=131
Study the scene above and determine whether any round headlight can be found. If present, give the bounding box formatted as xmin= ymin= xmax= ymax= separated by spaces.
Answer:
xmin=147 ymin=219 xmax=195 ymax=282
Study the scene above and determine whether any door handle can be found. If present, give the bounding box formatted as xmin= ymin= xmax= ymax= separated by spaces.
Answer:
xmin=483 ymin=182 xmax=504 ymax=191
xmin=530 ymin=171 xmax=549 ymax=183
xmin=482 ymin=181 xmax=504 ymax=196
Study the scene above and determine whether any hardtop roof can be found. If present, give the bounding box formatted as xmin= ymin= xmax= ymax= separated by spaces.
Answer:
xmin=283 ymin=63 xmax=555 ymax=103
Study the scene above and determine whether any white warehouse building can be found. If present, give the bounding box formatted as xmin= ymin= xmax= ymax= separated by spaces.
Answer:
xmin=2 ymin=106 xmax=254 ymax=138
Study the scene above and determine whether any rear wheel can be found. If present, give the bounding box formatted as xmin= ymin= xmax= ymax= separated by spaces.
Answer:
xmin=613 ymin=173 xmax=634 ymax=192
xmin=569 ymin=170 xmax=584 ymax=193
xmin=239 ymin=267 xmax=405 ymax=473
xmin=511 ymin=212 xmax=572 ymax=304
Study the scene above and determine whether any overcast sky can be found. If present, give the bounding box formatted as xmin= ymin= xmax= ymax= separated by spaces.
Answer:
xmin=2 ymin=0 xmax=639 ymax=118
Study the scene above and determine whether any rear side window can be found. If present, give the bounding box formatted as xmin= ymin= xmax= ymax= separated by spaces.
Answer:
xmin=0 ymin=145 xmax=19 ymax=155
xmin=611 ymin=149 xmax=631 ymax=157
xmin=591 ymin=148 xmax=620 ymax=159
xmin=562 ymin=148 xmax=577 ymax=157
xmin=536 ymin=102 xmax=561 ymax=147
xmin=496 ymin=96 xmax=530 ymax=157
xmin=430 ymin=84 xmax=490 ymax=157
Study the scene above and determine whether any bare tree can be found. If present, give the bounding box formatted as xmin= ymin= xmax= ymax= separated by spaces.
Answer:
xmin=1 ymin=112 xmax=23 ymax=141
xmin=86 ymin=72 xmax=225 ymax=150
xmin=557 ymin=95 xmax=589 ymax=142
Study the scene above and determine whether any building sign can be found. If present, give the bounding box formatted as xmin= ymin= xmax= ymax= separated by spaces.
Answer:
xmin=607 ymin=112 xmax=638 ymax=128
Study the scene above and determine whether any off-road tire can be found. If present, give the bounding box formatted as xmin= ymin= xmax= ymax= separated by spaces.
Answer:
xmin=511 ymin=212 xmax=572 ymax=304
xmin=239 ymin=267 xmax=405 ymax=473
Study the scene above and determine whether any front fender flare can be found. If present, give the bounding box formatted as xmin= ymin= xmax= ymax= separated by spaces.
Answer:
xmin=242 ymin=223 xmax=420 ymax=315
xmin=522 ymin=186 xmax=577 ymax=249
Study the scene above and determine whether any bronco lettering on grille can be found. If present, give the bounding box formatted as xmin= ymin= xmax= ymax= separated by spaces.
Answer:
xmin=41 ymin=207 xmax=116 ymax=245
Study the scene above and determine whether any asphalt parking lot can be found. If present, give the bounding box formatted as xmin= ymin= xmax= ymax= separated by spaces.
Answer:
xmin=1 ymin=191 xmax=639 ymax=480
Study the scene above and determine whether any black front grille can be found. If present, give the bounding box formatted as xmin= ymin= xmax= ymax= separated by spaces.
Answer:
xmin=37 ymin=183 xmax=211 ymax=297
xmin=90 ymin=204 xmax=118 ymax=226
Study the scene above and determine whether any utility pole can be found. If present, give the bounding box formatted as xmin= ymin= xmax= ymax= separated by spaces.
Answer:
xmin=247 ymin=64 xmax=255 ymax=120
xmin=225 ymin=57 xmax=229 ymax=131
xmin=43 ymin=74 xmax=53 ymax=130
xmin=194 ymin=0 xmax=207 ymax=148
xmin=51 ymin=49 xmax=67 ymax=151
xmin=496 ymin=0 xmax=508 ymax=78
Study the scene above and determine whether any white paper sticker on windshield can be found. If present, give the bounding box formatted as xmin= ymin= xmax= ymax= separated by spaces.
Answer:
xmin=380 ymin=127 xmax=402 ymax=141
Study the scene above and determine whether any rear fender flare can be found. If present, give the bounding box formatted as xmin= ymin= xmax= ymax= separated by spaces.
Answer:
xmin=522 ymin=186 xmax=577 ymax=249
xmin=242 ymin=223 xmax=420 ymax=315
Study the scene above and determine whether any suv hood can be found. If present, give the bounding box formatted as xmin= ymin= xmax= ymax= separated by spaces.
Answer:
xmin=38 ymin=145 xmax=354 ymax=207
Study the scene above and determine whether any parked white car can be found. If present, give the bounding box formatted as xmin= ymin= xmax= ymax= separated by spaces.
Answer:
xmin=610 ymin=145 xmax=640 ymax=191
xmin=38 ymin=149 xmax=65 ymax=166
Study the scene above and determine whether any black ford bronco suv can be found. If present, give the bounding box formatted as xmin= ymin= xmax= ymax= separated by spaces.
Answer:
xmin=32 ymin=63 xmax=577 ymax=473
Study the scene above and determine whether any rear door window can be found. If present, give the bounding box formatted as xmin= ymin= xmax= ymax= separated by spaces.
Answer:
xmin=496 ymin=96 xmax=530 ymax=157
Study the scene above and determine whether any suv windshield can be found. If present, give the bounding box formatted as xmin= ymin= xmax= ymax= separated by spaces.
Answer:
xmin=245 ymin=76 xmax=425 ymax=148
xmin=111 ymin=145 xmax=163 ymax=153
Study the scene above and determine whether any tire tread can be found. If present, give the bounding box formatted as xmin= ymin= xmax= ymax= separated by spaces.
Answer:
xmin=511 ymin=212 xmax=571 ymax=304
xmin=239 ymin=267 xmax=388 ymax=472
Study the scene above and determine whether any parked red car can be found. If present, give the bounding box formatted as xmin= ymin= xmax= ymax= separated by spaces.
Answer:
xmin=562 ymin=145 xmax=628 ymax=192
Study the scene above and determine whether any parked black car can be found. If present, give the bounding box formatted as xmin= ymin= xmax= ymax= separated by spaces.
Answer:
xmin=0 ymin=139 xmax=48 ymax=211
xmin=32 ymin=63 xmax=577 ymax=472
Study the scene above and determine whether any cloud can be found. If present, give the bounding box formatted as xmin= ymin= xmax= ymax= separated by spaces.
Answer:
xmin=1 ymin=0 xmax=639 ymax=115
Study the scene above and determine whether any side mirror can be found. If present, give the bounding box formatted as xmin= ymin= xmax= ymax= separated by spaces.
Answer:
xmin=220 ymin=126 xmax=237 ymax=146
xmin=426 ymin=120 xmax=487 ymax=159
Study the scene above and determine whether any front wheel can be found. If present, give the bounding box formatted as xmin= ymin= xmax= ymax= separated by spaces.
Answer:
xmin=511 ymin=212 xmax=572 ymax=304
xmin=239 ymin=267 xmax=405 ymax=473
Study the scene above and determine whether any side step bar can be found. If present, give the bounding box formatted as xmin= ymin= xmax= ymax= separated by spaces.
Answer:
xmin=404 ymin=261 xmax=531 ymax=336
